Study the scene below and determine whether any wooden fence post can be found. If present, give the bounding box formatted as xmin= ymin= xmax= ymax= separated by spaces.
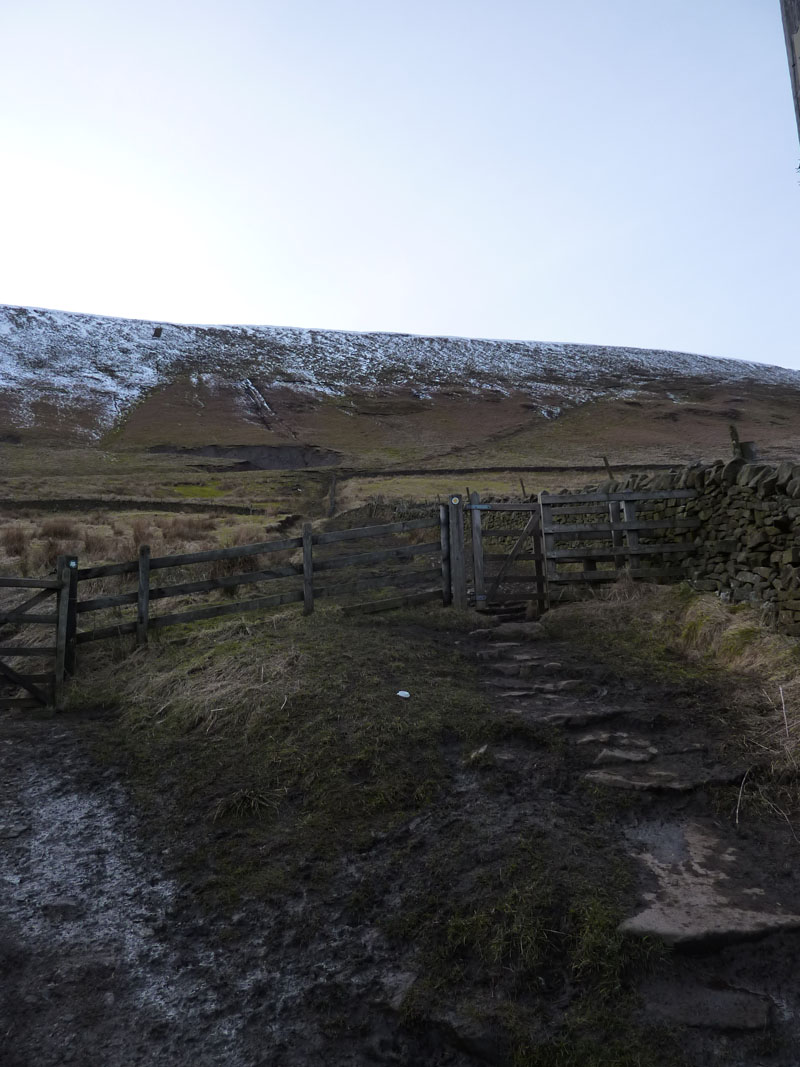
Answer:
xmin=302 ymin=523 xmax=314 ymax=615
xmin=532 ymin=511 xmax=548 ymax=616
xmin=65 ymin=556 xmax=79 ymax=675
xmin=136 ymin=545 xmax=151 ymax=646
xmin=439 ymin=504 xmax=452 ymax=606
xmin=538 ymin=493 xmax=557 ymax=588
xmin=448 ymin=494 xmax=467 ymax=610
xmin=54 ymin=556 xmax=71 ymax=710
xmin=469 ymin=491 xmax=486 ymax=609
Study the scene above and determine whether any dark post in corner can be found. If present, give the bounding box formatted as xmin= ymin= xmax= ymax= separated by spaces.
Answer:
xmin=136 ymin=545 xmax=151 ymax=646
xmin=302 ymin=523 xmax=314 ymax=615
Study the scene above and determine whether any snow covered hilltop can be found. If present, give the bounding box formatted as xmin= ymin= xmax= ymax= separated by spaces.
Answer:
xmin=2 ymin=302 xmax=800 ymax=459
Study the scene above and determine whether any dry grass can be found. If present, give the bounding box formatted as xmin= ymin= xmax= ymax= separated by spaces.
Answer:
xmin=1 ymin=524 xmax=28 ymax=557
xmin=38 ymin=516 xmax=80 ymax=539
xmin=545 ymin=580 xmax=800 ymax=788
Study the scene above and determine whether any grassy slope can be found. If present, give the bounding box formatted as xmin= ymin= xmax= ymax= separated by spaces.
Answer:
xmin=67 ymin=602 xmax=682 ymax=1066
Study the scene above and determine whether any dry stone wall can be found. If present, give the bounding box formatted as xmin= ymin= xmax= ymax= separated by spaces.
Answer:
xmin=592 ymin=459 xmax=800 ymax=634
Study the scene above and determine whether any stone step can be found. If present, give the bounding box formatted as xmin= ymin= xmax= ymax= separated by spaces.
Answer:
xmin=490 ymin=621 xmax=545 ymax=641
xmin=584 ymin=763 xmax=742 ymax=793
xmin=619 ymin=821 xmax=800 ymax=949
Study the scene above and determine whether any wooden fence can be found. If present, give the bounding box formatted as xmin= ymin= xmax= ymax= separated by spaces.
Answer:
xmin=0 ymin=488 xmax=704 ymax=709
xmin=538 ymin=489 xmax=698 ymax=585
xmin=69 ymin=515 xmax=444 ymax=649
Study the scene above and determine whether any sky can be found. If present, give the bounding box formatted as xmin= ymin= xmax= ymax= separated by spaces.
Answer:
xmin=1 ymin=0 xmax=799 ymax=369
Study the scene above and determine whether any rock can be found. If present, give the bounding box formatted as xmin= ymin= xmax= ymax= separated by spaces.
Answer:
xmin=620 ymin=822 xmax=800 ymax=948
xmin=491 ymin=621 xmax=545 ymax=640
xmin=584 ymin=763 xmax=740 ymax=792
xmin=41 ymin=898 xmax=85 ymax=921
xmin=641 ymin=979 xmax=771 ymax=1030
xmin=594 ymin=747 xmax=655 ymax=765
xmin=0 ymin=822 xmax=30 ymax=838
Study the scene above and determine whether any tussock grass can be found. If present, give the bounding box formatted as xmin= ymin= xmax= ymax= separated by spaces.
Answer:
xmin=1 ymin=523 xmax=28 ymax=557
xmin=544 ymin=581 xmax=800 ymax=814
xmin=38 ymin=516 xmax=79 ymax=539
xmin=69 ymin=604 xmax=489 ymax=881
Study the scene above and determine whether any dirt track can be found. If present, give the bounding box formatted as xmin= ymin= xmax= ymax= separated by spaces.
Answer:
xmin=3 ymin=619 xmax=800 ymax=1066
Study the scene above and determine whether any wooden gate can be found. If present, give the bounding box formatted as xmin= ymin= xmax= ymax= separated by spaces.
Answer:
xmin=0 ymin=556 xmax=76 ymax=710
xmin=446 ymin=493 xmax=548 ymax=614
xmin=537 ymin=488 xmax=698 ymax=588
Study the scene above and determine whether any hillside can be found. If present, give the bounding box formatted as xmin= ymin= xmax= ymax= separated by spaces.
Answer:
xmin=3 ymin=303 xmax=800 ymax=474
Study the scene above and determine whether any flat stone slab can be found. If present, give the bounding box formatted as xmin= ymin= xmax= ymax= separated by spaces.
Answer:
xmin=594 ymin=747 xmax=656 ymax=765
xmin=640 ymin=979 xmax=771 ymax=1030
xmin=490 ymin=622 xmax=545 ymax=641
xmin=585 ymin=763 xmax=741 ymax=793
xmin=620 ymin=822 xmax=800 ymax=948
xmin=528 ymin=704 xmax=620 ymax=728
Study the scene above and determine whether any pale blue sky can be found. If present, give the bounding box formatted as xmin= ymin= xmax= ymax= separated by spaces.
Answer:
xmin=1 ymin=1 xmax=798 ymax=367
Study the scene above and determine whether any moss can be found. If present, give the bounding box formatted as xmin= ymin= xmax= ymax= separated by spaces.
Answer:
xmin=71 ymin=604 xmax=489 ymax=902
xmin=172 ymin=482 xmax=225 ymax=499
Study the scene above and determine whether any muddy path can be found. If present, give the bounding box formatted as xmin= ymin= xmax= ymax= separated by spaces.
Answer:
xmin=2 ymin=615 xmax=800 ymax=1065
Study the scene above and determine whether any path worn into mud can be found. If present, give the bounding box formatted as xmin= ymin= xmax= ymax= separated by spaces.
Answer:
xmin=2 ymin=615 xmax=800 ymax=1065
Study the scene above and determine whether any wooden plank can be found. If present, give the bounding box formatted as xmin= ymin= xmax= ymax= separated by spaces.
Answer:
xmin=76 ymin=591 xmax=139 ymax=614
xmin=340 ymin=589 xmax=440 ymax=616
xmin=548 ymin=542 xmax=694 ymax=560
xmin=0 ymin=658 xmax=49 ymax=705
xmin=316 ymin=570 xmax=434 ymax=598
xmin=302 ymin=523 xmax=314 ymax=616
xmin=0 ymin=587 xmax=54 ymax=624
xmin=0 ymin=611 xmax=58 ymax=625
xmin=137 ymin=545 xmax=151 ymax=646
xmin=149 ymin=590 xmax=305 ymax=630
xmin=467 ymin=503 xmax=539 ymax=511
xmin=0 ymin=697 xmax=42 ymax=709
xmin=0 ymin=646 xmax=57 ymax=657
xmin=53 ymin=557 xmax=71 ymax=710
xmin=470 ymin=492 xmax=486 ymax=607
xmin=76 ymin=561 xmax=138 ymax=580
xmin=549 ymin=567 xmax=685 ymax=583
xmin=147 ymin=536 xmax=303 ymax=571
xmin=76 ymin=565 xmax=304 ymax=613
xmin=488 ymin=573 xmax=551 ymax=583
xmin=448 ymin=495 xmax=468 ymax=609
xmin=439 ymin=504 xmax=451 ymax=607
xmin=485 ymin=553 xmax=540 ymax=562
xmin=542 ymin=518 xmax=700 ymax=535
xmin=315 ymin=517 xmax=438 ymax=545
xmin=539 ymin=490 xmax=696 ymax=504
xmin=480 ymin=527 xmax=528 ymax=539
xmin=75 ymin=621 xmax=138 ymax=645
xmin=0 ymin=577 xmax=61 ymax=589
xmin=313 ymin=541 xmax=440 ymax=572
